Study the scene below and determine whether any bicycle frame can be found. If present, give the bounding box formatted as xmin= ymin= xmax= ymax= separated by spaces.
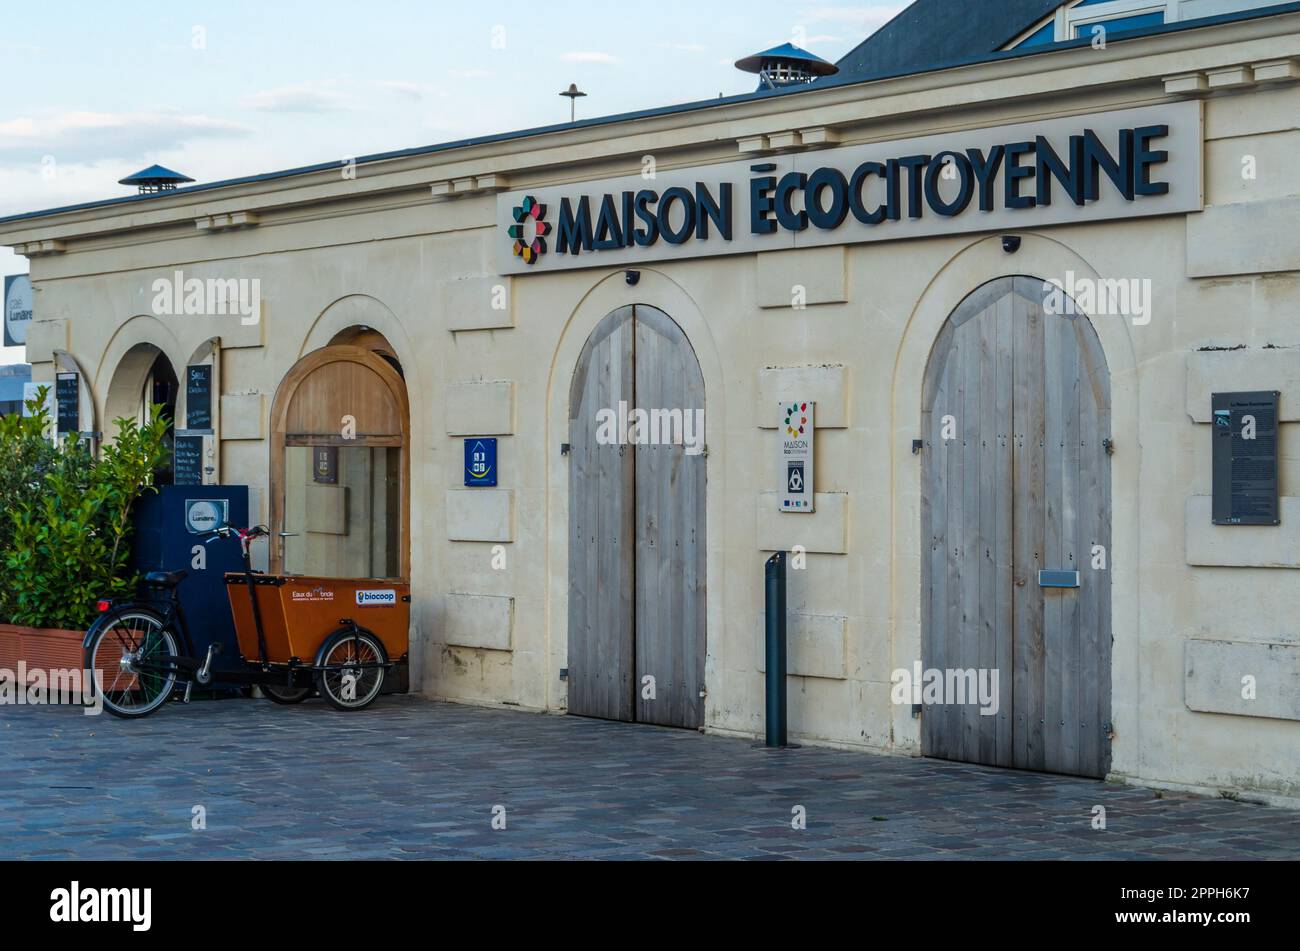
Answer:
xmin=86 ymin=528 xmax=394 ymax=695
xmin=89 ymin=591 xmax=310 ymax=692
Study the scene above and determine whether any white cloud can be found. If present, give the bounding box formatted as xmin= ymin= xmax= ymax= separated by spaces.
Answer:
xmin=0 ymin=111 xmax=251 ymax=166
xmin=240 ymin=81 xmax=359 ymax=113
xmin=561 ymin=51 xmax=619 ymax=64
xmin=376 ymin=80 xmax=433 ymax=100
xmin=0 ymin=158 xmax=148 ymax=217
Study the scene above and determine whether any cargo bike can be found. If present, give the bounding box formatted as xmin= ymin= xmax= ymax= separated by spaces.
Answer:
xmin=83 ymin=524 xmax=410 ymax=719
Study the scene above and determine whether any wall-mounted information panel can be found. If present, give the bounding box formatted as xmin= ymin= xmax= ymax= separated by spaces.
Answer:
xmin=1212 ymin=391 xmax=1280 ymax=526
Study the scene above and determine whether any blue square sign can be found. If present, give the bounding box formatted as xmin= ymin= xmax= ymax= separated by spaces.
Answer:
xmin=464 ymin=438 xmax=498 ymax=487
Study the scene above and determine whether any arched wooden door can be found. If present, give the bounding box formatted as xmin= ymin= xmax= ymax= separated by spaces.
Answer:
xmin=568 ymin=305 xmax=707 ymax=729
xmin=270 ymin=345 xmax=409 ymax=580
xmin=921 ymin=276 xmax=1112 ymax=778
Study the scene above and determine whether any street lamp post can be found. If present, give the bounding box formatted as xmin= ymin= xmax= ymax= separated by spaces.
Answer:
xmin=560 ymin=83 xmax=587 ymax=122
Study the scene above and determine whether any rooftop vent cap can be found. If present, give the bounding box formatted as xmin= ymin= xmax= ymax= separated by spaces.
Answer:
xmin=735 ymin=43 xmax=838 ymax=91
xmin=118 ymin=165 xmax=196 ymax=194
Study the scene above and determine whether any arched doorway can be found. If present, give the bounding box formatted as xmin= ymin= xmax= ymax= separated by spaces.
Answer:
xmin=270 ymin=341 xmax=409 ymax=580
xmin=567 ymin=304 xmax=707 ymax=729
xmin=921 ymin=276 xmax=1112 ymax=778
xmin=103 ymin=343 xmax=178 ymax=483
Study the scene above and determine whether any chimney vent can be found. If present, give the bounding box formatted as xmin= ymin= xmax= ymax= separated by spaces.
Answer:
xmin=118 ymin=165 xmax=196 ymax=194
xmin=735 ymin=43 xmax=838 ymax=91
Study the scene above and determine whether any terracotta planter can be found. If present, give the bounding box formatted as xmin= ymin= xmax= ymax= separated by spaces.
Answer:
xmin=0 ymin=623 xmax=92 ymax=702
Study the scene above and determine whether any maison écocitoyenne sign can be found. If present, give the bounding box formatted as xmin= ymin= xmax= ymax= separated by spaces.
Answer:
xmin=497 ymin=102 xmax=1201 ymax=274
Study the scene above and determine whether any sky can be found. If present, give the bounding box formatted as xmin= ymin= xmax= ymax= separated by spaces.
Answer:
xmin=0 ymin=0 xmax=909 ymax=364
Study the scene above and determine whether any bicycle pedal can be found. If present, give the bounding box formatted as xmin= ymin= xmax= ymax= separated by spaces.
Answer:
xmin=182 ymin=682 xmax=193 ymax=703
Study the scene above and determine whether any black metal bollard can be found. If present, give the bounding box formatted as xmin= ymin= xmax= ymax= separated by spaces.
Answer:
xmin=764 ymin=551 xmax=788 ymax=748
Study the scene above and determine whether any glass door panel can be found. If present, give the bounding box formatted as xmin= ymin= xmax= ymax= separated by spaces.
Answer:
xmin=283 ymin=445 xmax=402 ymax=579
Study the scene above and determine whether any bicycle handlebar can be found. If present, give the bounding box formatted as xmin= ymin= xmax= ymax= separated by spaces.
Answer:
xmin=199 ymin=524 xmax=270 ymax=544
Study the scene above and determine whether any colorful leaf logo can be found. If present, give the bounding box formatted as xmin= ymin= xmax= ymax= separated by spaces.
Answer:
xmin=508 ymin=196 xmax=551 ymax=265
xmin=784 ymin=402 xmax=807 ymax=438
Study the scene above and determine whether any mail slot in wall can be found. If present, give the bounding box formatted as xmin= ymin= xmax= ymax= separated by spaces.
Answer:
xmin=1038 ymin=570 xmax=1080 ymax=589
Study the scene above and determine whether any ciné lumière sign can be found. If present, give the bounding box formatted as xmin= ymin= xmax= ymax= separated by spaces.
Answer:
xmin=497 ymin=102 xmax=1201 ymax=274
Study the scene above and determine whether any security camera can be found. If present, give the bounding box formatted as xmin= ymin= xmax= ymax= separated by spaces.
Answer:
xmin=625 ymin=270 xmax=641 ymax=286
xmin=1001 ymin=235 xmax=1022 ymax=254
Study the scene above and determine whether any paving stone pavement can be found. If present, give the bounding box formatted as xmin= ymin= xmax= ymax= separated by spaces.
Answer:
xmin=3 ymin=695 xmax=1299 ymax=860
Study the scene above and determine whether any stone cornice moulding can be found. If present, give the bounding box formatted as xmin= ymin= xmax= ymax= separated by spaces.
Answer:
xmin=429 ymin=173 xmax=510 ymax=200
xmin=11 ymin=239 xmax=66 ymax=257
xmin=195 ymin=210 xmax=261 ymax=232
xmin=739 ymin=126 xmax=842 ymax=154
xmin=2 ymin=12 xmax=1297 ymax=248
xmin=1164 ymin=56 xmax=1299 ymax=95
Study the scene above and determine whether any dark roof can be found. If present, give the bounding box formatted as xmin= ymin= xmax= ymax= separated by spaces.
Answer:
xmin=117 ymin=165 xmax=196 ymax=186
xmin=2 ymin=1 xmax=1298 ymax=228
xmin=836 ymin=0 xmax=1065 ymax=78
xmin=735 ymin=43 xmax=838 ymax=75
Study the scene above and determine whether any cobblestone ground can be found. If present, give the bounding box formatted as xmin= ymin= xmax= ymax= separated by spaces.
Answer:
xmin=3 ymin=695 xmax=1299 ymax=860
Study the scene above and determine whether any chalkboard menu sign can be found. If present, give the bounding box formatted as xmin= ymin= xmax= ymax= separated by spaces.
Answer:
xmin=186 ymin=365 xmax=213 ymax=431
xmin=55 ymin=373 xmax=79 ymax=434
xmin=173 ymin=435 xmax=205 ymax=487
xmin=1213 ymin=391 xmax=1280 ymax=526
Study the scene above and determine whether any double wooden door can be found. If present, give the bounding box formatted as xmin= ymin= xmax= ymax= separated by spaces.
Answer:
xmin=922 ymin=277 xmax=1112 ymax=778
xmin=567 ymin=305 xmax=707 ymax=729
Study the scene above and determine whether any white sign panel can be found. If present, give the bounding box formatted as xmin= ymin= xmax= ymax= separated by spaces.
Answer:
xmin=496 ymin=102 xmax=1202 ymax=275
xmin=4 ymin=274 xmax=32 ymax=346
xmin=780 ymin=400 xmax=814 ymax=513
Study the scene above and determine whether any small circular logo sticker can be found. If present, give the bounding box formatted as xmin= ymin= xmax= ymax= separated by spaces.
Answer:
xmin=185 ymin=500 xmax=223 ymax=534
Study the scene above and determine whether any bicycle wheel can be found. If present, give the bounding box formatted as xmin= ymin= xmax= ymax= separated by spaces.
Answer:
xmin=314 ymin=629 xmax=387 ymax=711
xmin=87 ymin=610 xmax=180 ymax=719
xmin=262 ymin=682 xmax=312 ymax=704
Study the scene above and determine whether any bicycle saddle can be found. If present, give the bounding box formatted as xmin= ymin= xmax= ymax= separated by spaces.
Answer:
xmin=144 ymin=570 xmax=189 ymax=587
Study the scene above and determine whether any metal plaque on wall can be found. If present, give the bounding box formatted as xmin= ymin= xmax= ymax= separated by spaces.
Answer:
xmin=1212 ymin=391 xmax=1280 ymax=526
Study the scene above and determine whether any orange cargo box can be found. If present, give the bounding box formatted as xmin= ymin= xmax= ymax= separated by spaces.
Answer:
xmin=224 ymin=574 xmax=410 ymax=665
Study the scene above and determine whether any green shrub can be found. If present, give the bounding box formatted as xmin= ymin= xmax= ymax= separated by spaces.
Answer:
xmin=0 ymin=388 xmax=63 ymax=622
xmin=1 ymin=391 xmax=171 ymax=630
